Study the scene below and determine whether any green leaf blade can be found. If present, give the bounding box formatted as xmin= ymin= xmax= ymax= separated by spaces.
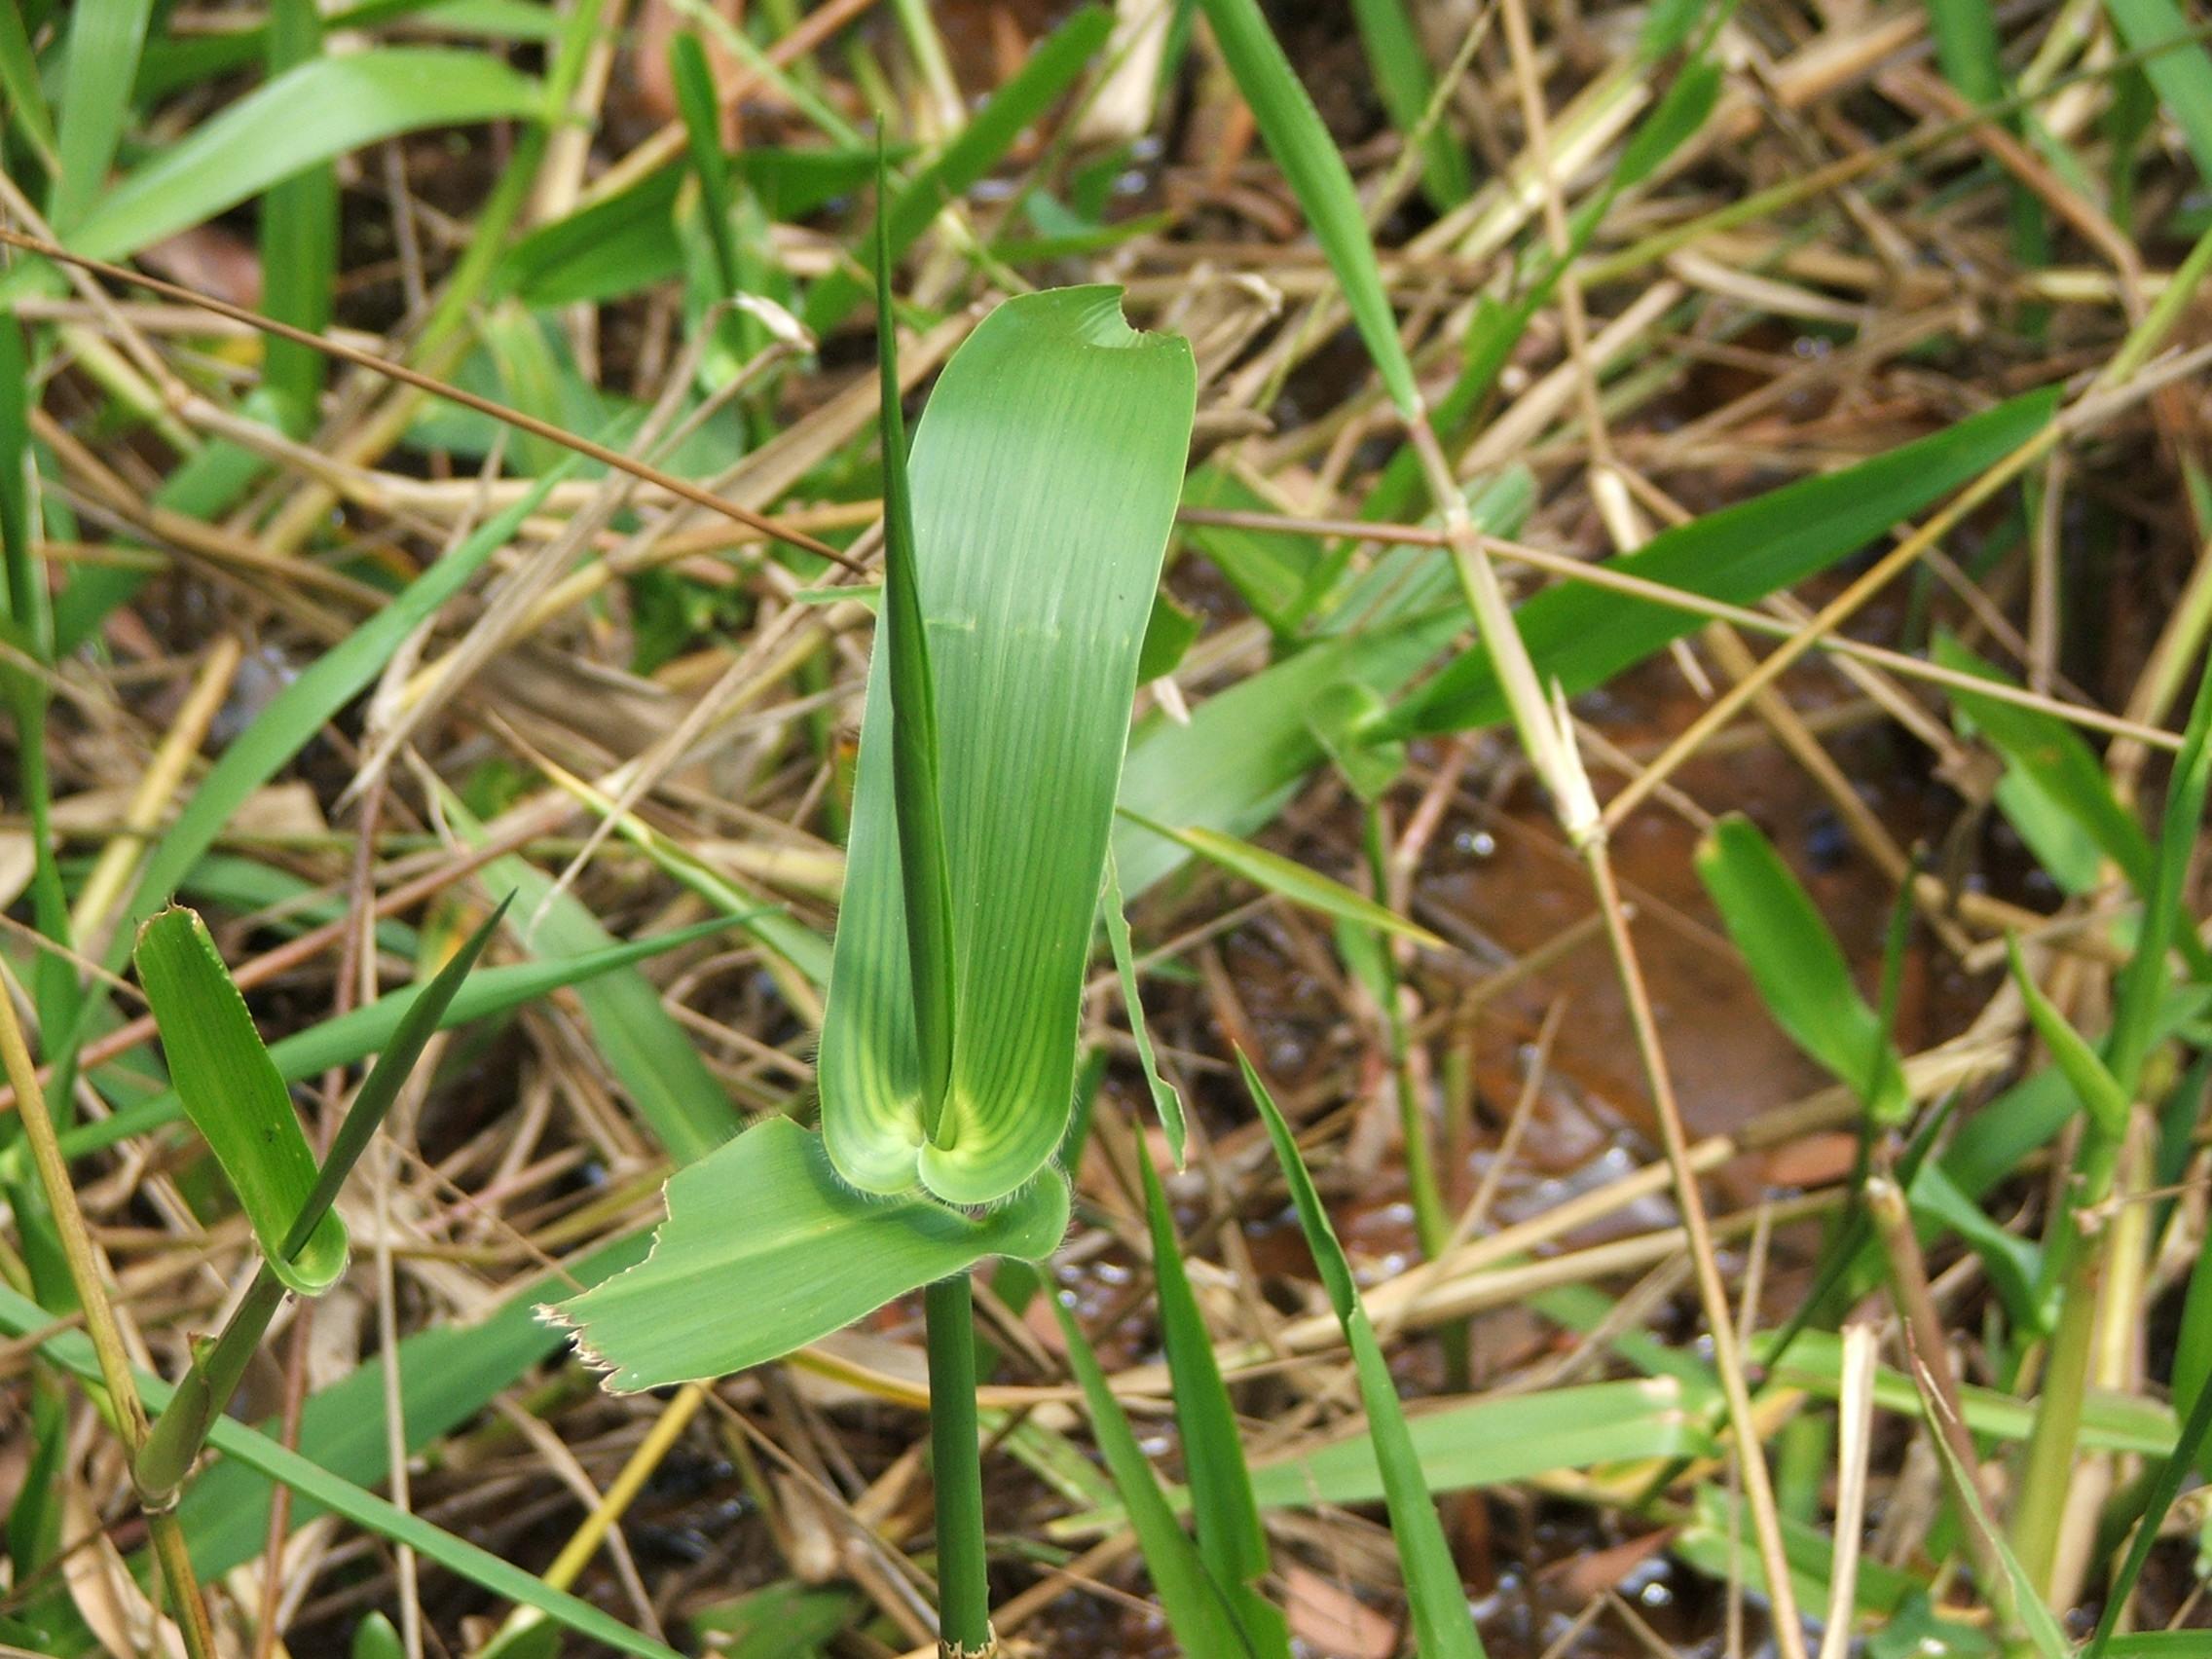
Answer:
xmin=1695 ymin=815 xmax=1905 ymax=1121
xmin=133 ymin=908 xmax=350 ymax=1297
xmin=1240 ymin=1054 xmax=1483 ymax=1659
xmin=546 ymin=1119 xmax=1069 ymax=1391
xmin=1141 ymin=1157 xmax=1289 ymax=1657
xmin=819 ymin=286 xmax=1196 ymax=1205
xmin=1052 ymin=1297 xmax=1263 ymax=1658
xmin=1387 ymin=388 xmax=2063 ymax=740
xmin=70 ymin=50 xmax=546 ymax=261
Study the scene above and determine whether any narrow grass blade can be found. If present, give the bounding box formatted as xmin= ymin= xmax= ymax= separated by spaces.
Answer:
xmin=546 ymin=1119 xmax=1070 ymax=1390
xmin=69 ymin=50 xmax=546 ymax=260
xmin=122 ymin=472 xmax=561 ymax=950
xmin=2005 ymin=936 xmax=2129 ymax=1140
xmin=1350 ymin=0 xmax=1472 ymax=208
xmin=1196 ymin=0 xmax=1421 ymax=416
xmin=1103 ymin=853 xmax=1187 ymax=1162
xmin=0 ymin=1281 xmax=682 ymax=1659
xmin=1051 ymin=1297 xmax=1263 ymax=1657
xmin=0 ymin=0 xmax=55 ymax=166
xmin=1387 ymin=388 xmax=2062 ymax=739
xmin=818 ymin=286 xmax=1194 ymax=1205
xmin=282 ymin=896 xmax=511 ymax=1260
xmin=873 ymin=146 xmax=958 ymax=1144
xmin=1140 ymin=1155 xmax=1290 ymax=1657
xmin=49 ymin=0 xmax=157 ymax=234
xmin=1056 ymin=1375 xmax=1717 ymax=1535
xmin=131 ymin=908 xmax=350 ymax=1297
xmin=1240 ymin=1053 xmax=1483 ymax=1659
xmin=1695 ymin=815 xmax=1906 ymax=1121
xmin=1120 ymin=811 xmax=1445 ymax=949
xmin=1917 ymin=1392 xmax=2070 ymax=1659
xmin=671 ymin=32 xmax=746 ymax=299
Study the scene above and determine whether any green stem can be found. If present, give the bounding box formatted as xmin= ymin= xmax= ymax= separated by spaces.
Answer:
xmin=1363 ymin=807 xmax=1464 ymax=1389
xmin=135 ymin=1264 xmax=287 ymax=1505
xmin=925 ymin=1272 xmax=992 ymax=1656
xmin=2009 ymin=1217 xmax=2102 ymax=1598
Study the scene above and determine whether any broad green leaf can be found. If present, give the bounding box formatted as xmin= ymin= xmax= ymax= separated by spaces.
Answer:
xmin=132 ymin=908 xmax=349 ymax=1296
xmin=546 ymin=1118 xmax=1070 ymax=1390
xmin=800 ymin=7 xmax=1116 ymax=336
xmin=135 ymin=0 xmax=563 ymax=97
xmin=1932 ymin=633 xmax=2154 ymax=895
xmin=1052 ymin=1298 xmax=1263 ymax=1658
xmin=1141 ymin=1157 xmax=1290 ymax=1658
xmin=819 ymin=286 xmax=1194 ymax=1205
xmin=1695 ymin=815 xmax=1905 ymax=1121
xmin=1928 ymin=0 xmax=2006 ymax=108
xmin=120 ymin=473 xmax=561 ymax=952
xmin=1386 ymin=387 xmax=2063 ymax=739
xmin=70 ymin=51 xmax=546 ymax=260
xmin=2103 ymin=1640 xmax=2212 ymax=1659
xmin=50 ymin=0 xmax=157 ymax=233
xmin=1104 ymin=855 xmax=1187 ymax=1162
xmin=1196 ymin=0 xmax=1420 ymax=416
xmin=1121 ymin=811 xmax=1445 ymax=949
xmin=0 ymin=1280 xmax=681 ymax=1659
xmin=66 ymin=919 xmax=749 ymax=1159
xmin=1241 ymin=1054 xmax=1483 ymax=1659
xmin=2005 ymin=936 xmax=2128 ymax=1140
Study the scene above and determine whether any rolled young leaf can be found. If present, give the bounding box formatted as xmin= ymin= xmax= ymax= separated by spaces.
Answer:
xmin=134 ymin=907 xmax=349 ymax=1296
xmin=819 ymin=286 xmax=1195 ymax=1204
